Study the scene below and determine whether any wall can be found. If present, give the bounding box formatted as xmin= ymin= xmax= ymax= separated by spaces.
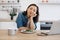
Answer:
xmin=20 ymin=0 xmax=39 ymax=11
xmin=39 ymin=4 xmax=60 ymax=21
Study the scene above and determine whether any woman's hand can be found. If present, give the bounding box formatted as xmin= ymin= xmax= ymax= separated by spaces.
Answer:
xmin=18 ymin=27 xmax=27 ymax=31
xmin=30 ymin=13 xmax=37 ymax=18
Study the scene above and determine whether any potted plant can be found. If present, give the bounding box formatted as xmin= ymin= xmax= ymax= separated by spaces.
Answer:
xmin=10 ymin=8 xmax=17 ymax=20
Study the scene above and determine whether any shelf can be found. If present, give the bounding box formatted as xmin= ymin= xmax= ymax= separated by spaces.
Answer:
xmin=0 ymin=3 xmax=20 ymax=5
xmin=0 ymin=2 xmax=21 ymax=11
xmin=39 ymin=3 xmax=60 ymax=5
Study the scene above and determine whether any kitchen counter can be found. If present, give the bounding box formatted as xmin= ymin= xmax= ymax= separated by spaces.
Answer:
xmin=0 ymin=30 xmax=60 ymax=40
xmin=0 ymin=19 xmax=15 ymax=22
xmin=0 ymin=22 xmax=17 ymax=29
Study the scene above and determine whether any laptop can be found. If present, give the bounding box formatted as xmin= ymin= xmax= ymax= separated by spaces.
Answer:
xmin=40 ymin=21 xmax=60 ymax=35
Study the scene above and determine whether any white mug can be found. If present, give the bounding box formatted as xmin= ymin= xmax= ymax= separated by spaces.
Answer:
xmin=8 ymin=28 xmax=16 ymax=36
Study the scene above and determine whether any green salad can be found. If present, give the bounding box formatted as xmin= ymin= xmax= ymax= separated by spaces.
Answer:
xmin=26 ymin=30 xmax=33 ymax=32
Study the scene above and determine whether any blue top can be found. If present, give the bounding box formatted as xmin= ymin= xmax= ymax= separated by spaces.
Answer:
xmin=16 ymin=12 xmax=37 ymax=29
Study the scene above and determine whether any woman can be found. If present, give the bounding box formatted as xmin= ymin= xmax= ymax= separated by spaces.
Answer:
xmin=16 ymin=4 xmax=39 ymax=31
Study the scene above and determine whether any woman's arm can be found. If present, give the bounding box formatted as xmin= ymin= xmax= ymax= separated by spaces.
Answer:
xmin=16 ymin=13 xmax=28 ymax=31
xmin=28 ymin=17 xmax=35 ymax=30
xmin=27 ymin=13 xmax=37 ymax=30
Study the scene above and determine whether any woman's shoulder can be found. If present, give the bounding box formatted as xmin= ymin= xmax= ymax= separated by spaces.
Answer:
xmin=18 ymin=11 xmax=26 ymax=18
xmin=18 ymin=11 xmax=23 ymax=15
xmin=18 ymin=11 xmax=25 ymax=15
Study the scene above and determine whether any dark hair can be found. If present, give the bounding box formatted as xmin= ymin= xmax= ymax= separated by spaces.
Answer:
xmin=23 ymin=4 xmax=39 ymax=23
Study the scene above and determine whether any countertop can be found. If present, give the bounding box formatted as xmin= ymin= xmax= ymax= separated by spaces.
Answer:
xmin=0 ymin=30 xmax=60 ymax=40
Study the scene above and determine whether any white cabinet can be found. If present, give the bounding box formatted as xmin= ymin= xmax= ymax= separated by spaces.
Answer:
xmin=0 ymin=22 xmax=17 ymax=29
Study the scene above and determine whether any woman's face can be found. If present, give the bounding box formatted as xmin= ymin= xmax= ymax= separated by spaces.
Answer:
xmin=27 ymin=6 xmax=37 ymax=17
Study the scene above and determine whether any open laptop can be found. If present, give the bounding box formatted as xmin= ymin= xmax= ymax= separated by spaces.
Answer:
xmin=40 ymin=21 xmax=60 ymax=35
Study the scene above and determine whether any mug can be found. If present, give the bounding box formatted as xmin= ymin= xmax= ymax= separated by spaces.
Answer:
xmin=8 ymin=28 xmax=16 ymax=36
